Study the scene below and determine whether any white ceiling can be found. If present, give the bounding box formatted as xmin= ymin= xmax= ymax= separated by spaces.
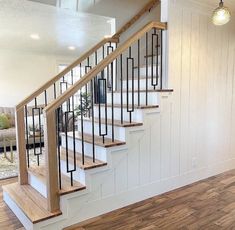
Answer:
xmin=0 ymin=0 xmax=113 ymax=56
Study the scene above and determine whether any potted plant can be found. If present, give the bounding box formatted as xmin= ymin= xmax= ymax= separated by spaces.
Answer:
xmin=74 ymin=92 xmax=91 ymax=118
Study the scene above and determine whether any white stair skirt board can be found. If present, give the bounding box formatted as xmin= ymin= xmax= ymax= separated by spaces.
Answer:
xmin=4 ymin=92 xmax=235 ymax=230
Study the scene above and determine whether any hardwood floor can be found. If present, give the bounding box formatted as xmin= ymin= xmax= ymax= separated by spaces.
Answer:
xmin=3 ymin=171 xmax=235 ymax=229
xmin=66 ymin=169 xmax=235 ymax=230
xmin=0 ymin=177 xmax=23 ymax=230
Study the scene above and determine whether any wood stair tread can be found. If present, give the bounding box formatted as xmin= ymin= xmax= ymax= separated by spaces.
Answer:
xmin=28 ymin=165 xmax=86 ymax=196
xmin=96 ymin=104 xmax=159 ymax=109
xmin=144 ymin=54 xmax=158 ymax=58
xmin=60 ymin=147 xmax=107 ymax=170
xmin=63 ymin=132 xmax=126 ymax=148
xmin=2 ymin=183 xmax=62 ymax=224
xmin=80 ymin=117 xmax=143 ymax=128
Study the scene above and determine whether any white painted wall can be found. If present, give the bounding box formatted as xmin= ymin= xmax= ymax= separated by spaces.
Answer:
xmin=0 ymin=50 xmax=75 ymax=107
xmin=168 ymin=0 xmax=235 ymax=176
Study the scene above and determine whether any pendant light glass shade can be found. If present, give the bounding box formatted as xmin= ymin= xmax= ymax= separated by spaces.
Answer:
xmin=212 ymin=0 xmax=231 ymax=26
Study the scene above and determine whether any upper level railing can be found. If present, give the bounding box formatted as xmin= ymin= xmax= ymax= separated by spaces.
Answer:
xmin=15 ymin=0 xmax=161 ymax=212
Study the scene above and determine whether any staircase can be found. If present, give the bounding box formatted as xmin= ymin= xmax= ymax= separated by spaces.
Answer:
xmin=2 ymin=1 xmax=174 ymax=229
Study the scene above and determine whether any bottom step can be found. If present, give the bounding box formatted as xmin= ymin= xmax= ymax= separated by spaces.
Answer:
xmin=3 ymin=183 xmax=62 ymax=224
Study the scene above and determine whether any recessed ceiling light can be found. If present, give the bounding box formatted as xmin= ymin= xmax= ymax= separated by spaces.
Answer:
xmin=68 ymin=46 xmax=76 ymax=50
xmin=30 ymin=34 xmax=40 ymax=40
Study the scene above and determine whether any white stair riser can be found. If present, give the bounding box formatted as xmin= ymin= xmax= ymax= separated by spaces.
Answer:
xmin=60 ymin=160 xmax=86 ymax=186
xmin=93 ymin=106 xmax=144 ymax=122
xmin=77 ymin=119 xmax=126 ymax=141
xmin=145 ymin=55 xmax=160 ymax=62
xmin=121 ymin=77 xmax=161 ymax=90
xmin=28 ymin=172 xmax=47 ymax=198
xmin=61 ymin=134 xmax=107 ymax=162
xmin=107 ymin=91 xmax=159 ymax=105
xmin=134 ymin=65 xmax=160 ymax=76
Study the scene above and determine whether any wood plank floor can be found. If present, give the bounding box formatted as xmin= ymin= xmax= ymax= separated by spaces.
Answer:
xmin=0 ymin=177 xmax=23 ymax=230
xmin=3 ymin=171 xmax=235 ymax=229
xmin=66 ymin=169 xmax=235 ymax=230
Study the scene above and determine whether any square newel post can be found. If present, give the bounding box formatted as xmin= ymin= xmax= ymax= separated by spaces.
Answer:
xmin=16 ymin=107 xmax=28 ymax=185
xmin=44 ymin=110 xmax=60 ymax=212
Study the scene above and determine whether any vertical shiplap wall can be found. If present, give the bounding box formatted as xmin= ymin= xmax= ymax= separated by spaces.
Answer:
xmin=168 ymin=0 xmax=235 ymax=176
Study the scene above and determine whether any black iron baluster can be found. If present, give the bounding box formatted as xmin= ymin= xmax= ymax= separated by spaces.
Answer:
xmin=137 ymin=39 xmax=140 ymax=106
xmin=56 ymin=108 xmax=62 ymax=189
xmin=60 ymin=77 xmax=69 ymax=110
xmin=107 ymin=42 xmax=114 ymax=90
xmin=146 ymin=32 xmax=148 ymax=105
xmin=64 ymin=111 xmax=76 ymax=186
xmin=98 ymin=71 xmax=107 ymax=144
xmin=120 ymin=54 xmax=123 ymax=124
xmin=94 ymin=51 xmax=98 ymax=104
xmin=32 ymin=98 xmax=42 ymax=166
xmin=25 ymin=105 xmax=30 ymax=168
xmin=160 ymin=29 xmax=163 ymax=90
xmin=80 ymin=89 xmax=85 ymax=165
xmin=79 ymin=63 xmax=82 ymax=79
xmin=90 ymin=79 xmax=95 ymax=162
xmin=156 ymin=31 xmax=159 ymax=87
xmin=126 ymin=47 xmax=134 ymax=123
xmin=151 ymin=29 xmax=158 ymax=90
xmin=115 ymin=42 xmax=118 ymax=91
xmin=85 ymin=58 xmax=92 ymax=117
xmin=53 ymin=83 xmax=57 ymax=99
xmin=111 ymin=61 xmax=114 ymax=142
xmin=44 ymin=90 xmax=48 ymax=106
xmin=102 ymin=45 xmax=105 ymax=59
xmin=71 ymin=70 xmax=75 ymax=111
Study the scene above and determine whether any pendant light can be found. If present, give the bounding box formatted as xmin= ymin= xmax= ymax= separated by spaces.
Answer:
xmin=212 ymin=0 xmax=231 ymax=26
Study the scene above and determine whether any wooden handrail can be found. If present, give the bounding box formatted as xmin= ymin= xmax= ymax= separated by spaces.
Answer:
xmin=16 ymin=38 xmax=118 ymax=111
xmin=112 ymin=0 xmax=160 ymax=39
xmin=44 ymin=21 xmax=167 ymax=114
